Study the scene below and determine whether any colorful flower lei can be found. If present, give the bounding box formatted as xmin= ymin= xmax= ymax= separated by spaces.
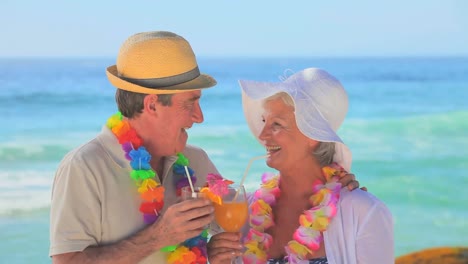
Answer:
xmin=107 ymin=112 xmax=208 ymax=264
xmin=243 ymin=163 xmax=345 ymax=264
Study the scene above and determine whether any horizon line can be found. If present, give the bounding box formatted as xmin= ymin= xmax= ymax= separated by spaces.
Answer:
xmin=1 ymin=54 xmax=468 ymax=60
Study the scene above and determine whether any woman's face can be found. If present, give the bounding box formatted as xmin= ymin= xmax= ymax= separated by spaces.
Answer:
xmin=259 ymin=98 xmax=317 ymax=172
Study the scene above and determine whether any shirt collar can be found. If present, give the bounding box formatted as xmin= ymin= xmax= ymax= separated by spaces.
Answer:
xmin=97 ymin=125 xmax=179 ymax=174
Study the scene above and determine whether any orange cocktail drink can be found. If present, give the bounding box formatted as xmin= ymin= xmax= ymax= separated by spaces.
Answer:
xmin=212 ymin=184 xmax=248 ymax=232
xmin=214 ymin=200 xmax=248 ymax=232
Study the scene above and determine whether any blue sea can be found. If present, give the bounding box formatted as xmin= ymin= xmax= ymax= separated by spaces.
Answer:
xmin=0 ymin=57 xmax=467 ymax=263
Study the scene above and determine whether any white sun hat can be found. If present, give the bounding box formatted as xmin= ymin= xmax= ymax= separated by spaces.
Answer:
xmin=239 ymin=68 xmax=352 ymax=171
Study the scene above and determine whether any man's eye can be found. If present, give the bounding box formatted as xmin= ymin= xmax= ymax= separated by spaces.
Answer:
xmin=184 ymin=102 xmax=195 ymax=109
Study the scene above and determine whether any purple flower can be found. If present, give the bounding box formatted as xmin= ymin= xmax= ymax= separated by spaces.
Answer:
xmin=143 ymin=213 xmax=159 ymax=224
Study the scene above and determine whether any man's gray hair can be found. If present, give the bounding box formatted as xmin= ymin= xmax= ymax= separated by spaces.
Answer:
xmin=115 ymin=89 xmax=174 ymax=118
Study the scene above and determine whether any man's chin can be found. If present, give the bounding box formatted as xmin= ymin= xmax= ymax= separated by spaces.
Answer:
xmin=175 ymin=142 xmax=188 ymax=153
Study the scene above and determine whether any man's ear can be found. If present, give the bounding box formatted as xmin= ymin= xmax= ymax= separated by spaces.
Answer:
xmin=144 ymin=94 xmax=158 ymax=113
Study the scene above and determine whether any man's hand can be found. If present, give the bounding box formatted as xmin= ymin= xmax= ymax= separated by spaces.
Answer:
xmin=150 ymin=198 xmax=214 ymax=249
xmin=52 ymin=198 xmax=214 ymax=264
xmin=207 ymin=232 xmax=243 ymax=264
xmin=338 ymin=173 xmax=367 ymax=191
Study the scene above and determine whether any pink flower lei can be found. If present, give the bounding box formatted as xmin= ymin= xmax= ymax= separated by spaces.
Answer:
xmin=107 ymin=112 xmax=208 ymax=264
xmin=243 ymin=164 xmax=345 ymax=264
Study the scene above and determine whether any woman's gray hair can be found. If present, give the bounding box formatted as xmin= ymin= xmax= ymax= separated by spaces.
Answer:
xmin=115 ymin=89 xmax=173 ymax=118
xmin=264 ymin=92 xmax=336 ymax=166
xmin=313 ymin=141 xmax=335 ymax=167
xmin=264 ymin=92 xmax=294 ymax=108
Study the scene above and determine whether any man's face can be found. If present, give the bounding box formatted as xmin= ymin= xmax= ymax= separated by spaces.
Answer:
xmin=155 ymin=90 xmax=204 ymax=155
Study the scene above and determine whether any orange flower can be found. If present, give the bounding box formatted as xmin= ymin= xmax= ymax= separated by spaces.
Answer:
xmin=112 ymin=119 xmax=131 ymax=137
xmin=141 ymin=186 xmax=165 ymax=202
xmin=200 ymin=187 xmax=222 ymax=205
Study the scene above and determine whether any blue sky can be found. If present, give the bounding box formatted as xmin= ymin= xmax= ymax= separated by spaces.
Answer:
xmin=1 ymin=0 xmax=467 ymax=57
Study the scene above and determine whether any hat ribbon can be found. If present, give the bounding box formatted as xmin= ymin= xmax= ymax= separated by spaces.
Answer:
xmin=119 ymin=66 xmax=200 ymax=89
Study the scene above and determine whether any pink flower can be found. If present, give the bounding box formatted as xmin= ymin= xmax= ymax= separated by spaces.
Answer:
xmin=206 ymin=173 xmax=233 ymax=196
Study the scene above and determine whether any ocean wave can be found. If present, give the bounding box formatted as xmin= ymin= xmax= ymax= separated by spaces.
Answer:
xmin=0 ymin=144 xmax=72 ymax=162
xmin=189 ymin=124 xmax=250 ymax=138
xmin=325 ymin=57 xmax=468 ymax=83
xmin=0 ymin=132 xmax=96 ymax=162
xmin=195 ymin=111 xmax=468 ymax=163
xmin=342 ymin=111 xmax=468 ymax=161
xmin=351 ymin=70 xmax=468 ymax=83
xmin=2 ymin=111 xmax=466 ymax=165
xmin=0 ymin=92 xmax=111 ymax=106
xmin=0 ymin=170 xmax=53 ymax=216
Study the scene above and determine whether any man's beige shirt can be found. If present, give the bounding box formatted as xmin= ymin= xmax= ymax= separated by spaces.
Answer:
xmin=49 ymin=126 xmax=219 ymax=263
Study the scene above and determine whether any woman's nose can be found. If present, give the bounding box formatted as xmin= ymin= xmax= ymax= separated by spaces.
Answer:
xmin=258 ymin=124 xmax=270 ymax=141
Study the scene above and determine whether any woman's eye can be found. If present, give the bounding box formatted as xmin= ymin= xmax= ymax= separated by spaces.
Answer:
xmin=272 ymin=122 xmax=282 ymax=128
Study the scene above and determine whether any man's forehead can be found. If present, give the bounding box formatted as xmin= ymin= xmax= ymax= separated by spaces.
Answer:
xmin=175 ymin=90 xmax=202 ymax=100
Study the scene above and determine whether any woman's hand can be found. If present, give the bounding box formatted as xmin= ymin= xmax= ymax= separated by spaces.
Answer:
xmin=338 ymin=173 xmax=367 ymax=191
xmin=207 ymin=232 xmax=243 ymax=264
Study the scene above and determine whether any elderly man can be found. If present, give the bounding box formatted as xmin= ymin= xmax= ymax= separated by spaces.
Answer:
xmin=50 ymin=31 xmax=219 ymax=263
xmin=49 ymin=31 xmax=359 ymax=264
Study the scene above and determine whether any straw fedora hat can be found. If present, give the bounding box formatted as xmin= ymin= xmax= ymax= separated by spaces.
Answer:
xmin=106 ymin=31 xmax=217 ymax=94
xmin=239 ymin=68 xmax=353 ymax=171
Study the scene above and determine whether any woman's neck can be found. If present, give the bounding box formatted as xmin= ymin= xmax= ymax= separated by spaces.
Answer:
xmin=278 ymin=159 xmax=325 ymax=198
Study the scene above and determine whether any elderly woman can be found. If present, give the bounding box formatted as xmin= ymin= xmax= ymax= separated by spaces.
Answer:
xmin=208 ymin=68 xmax=393 ymax=264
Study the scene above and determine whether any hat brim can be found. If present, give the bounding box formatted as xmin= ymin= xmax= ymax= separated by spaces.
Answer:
xmin=106 ymin=65 xmax=217 ymax=94
xmin=239 ymin=79 xmax=352 ymax=171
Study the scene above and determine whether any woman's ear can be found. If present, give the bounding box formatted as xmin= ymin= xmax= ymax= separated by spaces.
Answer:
xmin=308 ymin=139 xmax=320 ymax=151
